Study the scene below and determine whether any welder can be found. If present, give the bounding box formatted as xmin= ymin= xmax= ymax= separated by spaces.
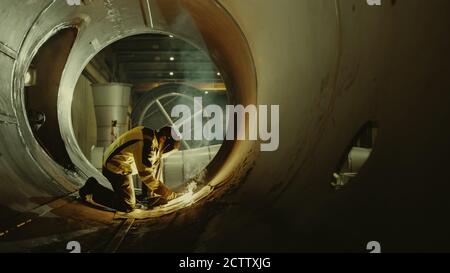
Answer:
xmin=79 ymin=126 xmax=181 ymax=212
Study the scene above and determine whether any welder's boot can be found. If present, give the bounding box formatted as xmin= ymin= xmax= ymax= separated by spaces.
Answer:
xmin=79 ymin=177 xmax=98 ymax=201
xmin=79 ymin=177 xmax=117 ymax=210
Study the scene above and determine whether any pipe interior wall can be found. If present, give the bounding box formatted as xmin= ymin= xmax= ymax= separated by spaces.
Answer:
xmin=205 ymin=0 xmax=450 ymax=251
xmin=71 ymin=74 xmax=97 ymax=160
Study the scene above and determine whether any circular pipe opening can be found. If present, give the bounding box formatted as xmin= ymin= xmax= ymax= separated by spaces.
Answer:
xmin=331 ymin=121 xmax=378 ymax=190
xmin=24 ymin=27 xmax=79 ymax=171
xmin=12 ymin=21 xmax=86 ymax=192
xmin=52 ymin=0 xmax=258 ymax=216
xmin=72 ymin=32 xmax=231 ymax=203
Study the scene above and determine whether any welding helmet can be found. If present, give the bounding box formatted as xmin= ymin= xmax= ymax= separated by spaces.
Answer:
xmin=158 ymin=126 xmax=181 ymax=156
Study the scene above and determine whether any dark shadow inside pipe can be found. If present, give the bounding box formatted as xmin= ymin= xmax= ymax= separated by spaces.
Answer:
xmin=25 ymin=27 xmax=78 ymax=171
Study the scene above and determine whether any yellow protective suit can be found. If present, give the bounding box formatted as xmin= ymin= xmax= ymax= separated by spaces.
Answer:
xmin=81 ymin=126 xmax=174 ymax=212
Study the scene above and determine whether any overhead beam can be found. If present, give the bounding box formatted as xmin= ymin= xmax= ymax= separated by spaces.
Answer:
xmin=133 ymin=82 xmax=226 ymax=92
xmin=123 ymin=62 xmax=217 ymax=71
xmin=130 ymin=77 xmax=222 ymax=84
xmin=114 ymin=43 xmax=198 ymax=52
xmin=127 ymin=70 xmax=218 ymax=75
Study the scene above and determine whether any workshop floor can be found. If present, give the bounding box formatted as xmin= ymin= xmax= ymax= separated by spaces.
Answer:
xmin=0 ymin=192 xmax=226 ymax=253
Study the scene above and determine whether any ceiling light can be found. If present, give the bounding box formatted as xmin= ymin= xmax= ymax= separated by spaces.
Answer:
xmin=205 ymin=91 xmax=209 ymax=95
xmin=169 ymin=72 xmax=174 ymax=76
xmin=170 ymin=57 xmax=175 ymax=61
xmin=217 ymin=72 xmax=221 ymax=76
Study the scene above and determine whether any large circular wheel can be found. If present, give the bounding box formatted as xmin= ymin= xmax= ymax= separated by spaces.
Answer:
xmin=131 ymin=83 xmax=219 ymax=150
xmin=131 ymin=83 xmax=227 ymax=191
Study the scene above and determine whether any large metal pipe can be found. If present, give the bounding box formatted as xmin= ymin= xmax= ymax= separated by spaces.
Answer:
xmin=92 ymin=83 xmax=131 ymax=147
xmin=0 ymin=0 xmax=257 ymax=222
xmin=0 ymin=0 xmax=450 ymax=252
